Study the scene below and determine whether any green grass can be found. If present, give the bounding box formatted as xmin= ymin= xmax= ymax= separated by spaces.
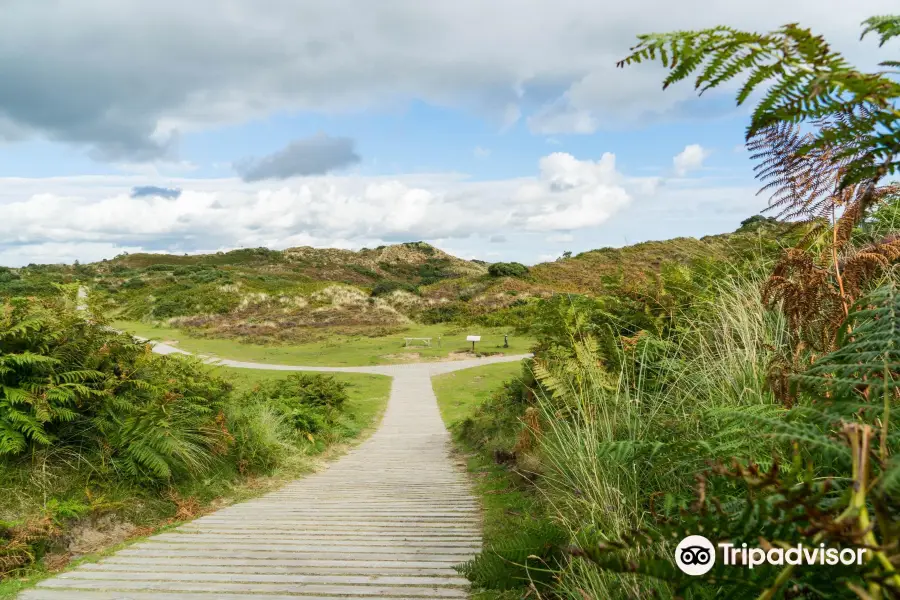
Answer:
xmin=431 ymin=362 xmax=540 ymax=600
xmin=115 ymin=321 xmax=533 ymax=366
xmin=432 ymin=362 xmax=524 ymax=428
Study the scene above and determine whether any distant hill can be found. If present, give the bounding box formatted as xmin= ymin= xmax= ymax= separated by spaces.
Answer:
xmin=106 ymin=241 xmax=487 ymax=285
xmin=0 ymin=220 xmax=794 ymax=342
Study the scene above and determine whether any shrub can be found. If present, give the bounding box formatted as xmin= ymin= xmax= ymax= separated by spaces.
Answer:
xmin=0 ymin=268 xmax=20 ymax=284
xmin=121 ymin=277 xmax=146 ymax=289
xmin=488 ymin=262 xmax=529 ymax=278
xmin=0 ymin=288 xmax=232 ymax=482
xmin=144 ymin=264 xmax=177 ymax=272
xmin=143 ymin=284 xmax=240 ymax=319
xmin=370 ymin=280 xmax=419 ymax=297
xmin=736 ymin=214 xmax=780 ymax=232
xmin=224 ymin=400 xmax=290 ymax=473
xmin=189 ymin=269 xmax=232 ymax=284
xmin=419 ymin=305 xmax=463 ymax=324
xmin=402 ymin=241 xmax=435 ymax=255
xmin=418 ymin=258 xmax=454 ymax=285
xmin=240 ymin=374 xmax=349 ymax=435
xmin=348 ymin=264 xmax=380 ymax=280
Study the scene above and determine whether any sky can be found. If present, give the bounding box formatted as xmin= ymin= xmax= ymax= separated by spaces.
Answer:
xmin=0 ymin=0 xmax=896 ymax=267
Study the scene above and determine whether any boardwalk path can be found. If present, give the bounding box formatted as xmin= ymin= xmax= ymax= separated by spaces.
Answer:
xmin=21 ymin=340 xmax=529 ymax=600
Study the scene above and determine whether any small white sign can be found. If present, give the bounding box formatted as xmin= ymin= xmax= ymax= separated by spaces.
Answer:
xmin=466 ymin=335 xmax=481 ymax=342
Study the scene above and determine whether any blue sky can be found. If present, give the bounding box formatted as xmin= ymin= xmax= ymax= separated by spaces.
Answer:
xmin=0 ymin=0 xmax=894 ymax=266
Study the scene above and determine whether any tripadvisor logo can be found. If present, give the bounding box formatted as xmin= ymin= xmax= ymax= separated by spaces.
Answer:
xmin=675 ymin=535 xmax=866 ymax=575
xmin=675 ymin=535 xmax=716 ymax=576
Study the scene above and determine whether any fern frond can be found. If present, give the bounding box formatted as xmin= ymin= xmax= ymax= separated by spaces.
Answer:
xmin=861 ymin=15 xmax=900 ymax=47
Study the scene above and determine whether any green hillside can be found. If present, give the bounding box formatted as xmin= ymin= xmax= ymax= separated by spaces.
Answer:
xmin=0 ymin=219 xmax=795 ymax=345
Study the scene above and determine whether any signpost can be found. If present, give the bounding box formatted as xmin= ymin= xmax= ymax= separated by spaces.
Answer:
xmin=466 ymin=335 xmax=481 ymax=353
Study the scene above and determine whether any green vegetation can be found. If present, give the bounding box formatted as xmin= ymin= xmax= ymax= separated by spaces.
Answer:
xmin=0 ymin=223 xmax=800 ymax=353
xmin=433 ymin=362 xmax=525 ymax=430
xmin=433 ymin=362 xmax=552 ymax=600
xmin=450 ymin=270 xmax=899 ymax=598
xmin=0 ymin=287 xmax=390 ymax=590
xmin=112 ymin=320 xmax=532 ymax=366
xmin=487 ymin=262 xmax=529 ymax=278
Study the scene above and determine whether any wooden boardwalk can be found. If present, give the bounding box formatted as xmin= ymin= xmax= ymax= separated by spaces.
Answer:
xmin=20 ymin=349 xmax=528 ymax=600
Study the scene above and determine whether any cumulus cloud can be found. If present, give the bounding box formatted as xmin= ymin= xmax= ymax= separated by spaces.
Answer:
xmin=0 ymin=0 xmax=891 ymax=158
xmin=235 ymin=134 xmax=361 ymax=181
xmin=130 ymin=185 xmax=182 ymax=199
xmin=0 ymin=151 xmax=647 ymax=265
xmin=673 ymin=144 xmax=710 ymax=176
xmin=518 ymin=152 xmax=630 ymax=230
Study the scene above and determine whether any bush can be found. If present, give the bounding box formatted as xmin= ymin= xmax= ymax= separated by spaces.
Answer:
xmin=418 ymin=258 xmax=454 ymax=285
xmin=348 ymin=264 xmax=380 ymax=280
xmin=370 ymin=280 xmax=419 ymax=297
xmin=121 ymin=277 xmax=146 ymax=289
xmin=224 ymin=400 xmax=290 ymax=473
xmin=419 ymin=304 xmax=463 ymax=324
xmin=239 ymin=374 xmax=349 ymax=435
xmin=488 ymin=262 xmax=529 ymax=278
xmin=0 ymin=288 xmax=233 ymax=482
xmin=0 ymin=268 xmax=20 ymax=284
xmin=736 ymin=214 xmax=780 ymax=232
xmin=144 ymin=264 xmax=177 ymax=272
xmin=189 ymin=269 xmax=232 ymax=284
xmin=460 ymin=274 xmax=794 ymax=598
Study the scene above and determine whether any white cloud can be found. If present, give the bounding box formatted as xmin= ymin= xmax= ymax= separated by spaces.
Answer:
xmin=0 ymin=242 xmax=147 ymax=267
xmin=112 ymin=159 xmax=199 ymax=177
xmin=473 ymin=146 xmax=491 ymax=159
xmin=673 ymin=144 xmax=711 ymax=176
xmin=0 ymin=0 xmax=893 ymax=157
xmin=519 ymin=152 xmax=630 ymax=230
xmin=0 ymin=152 xmax=645 ymax=265
xmin=528 ymin=103 xmax=598 ymax=135
xmin=546 ymin=234 xmax=574 ymax=243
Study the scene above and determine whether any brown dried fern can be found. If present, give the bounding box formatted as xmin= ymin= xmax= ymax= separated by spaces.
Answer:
xmin=514 ymin=406 xmax=542 ymax=454
xmin=753 ymin=120 xmax=899 ymax=356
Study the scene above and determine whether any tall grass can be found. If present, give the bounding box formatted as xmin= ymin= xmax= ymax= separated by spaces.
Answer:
xmin=531 ymin=275 xmax=789 ymax=598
